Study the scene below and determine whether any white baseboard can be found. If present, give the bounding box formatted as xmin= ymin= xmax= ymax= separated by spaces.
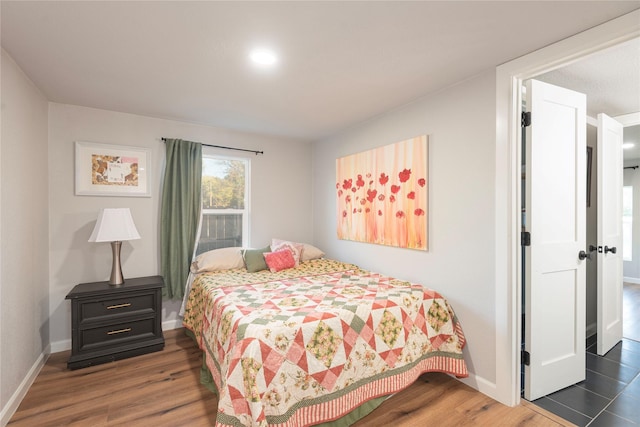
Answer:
xmin=162 ymin=319 xmax=183 ymax=331
xmin=623 ymin=276 xmax=640 ymax=285
xmin=458 ymin=373 xmax=498 ymax=403
xmin=50 ymin=339 xmax=71 ymax=353
xmin=0 ymin=345 xmax=50 ymax=427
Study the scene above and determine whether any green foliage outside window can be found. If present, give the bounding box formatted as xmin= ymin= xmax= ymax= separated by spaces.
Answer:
xmin=202 ymin=160 xmax=245 ymax=209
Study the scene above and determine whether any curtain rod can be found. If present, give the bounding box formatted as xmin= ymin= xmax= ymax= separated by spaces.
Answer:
xmin=624 ymin=166 xmax=638 ymax=170
xmin=161 ymin=138 xmax=264 ymax=155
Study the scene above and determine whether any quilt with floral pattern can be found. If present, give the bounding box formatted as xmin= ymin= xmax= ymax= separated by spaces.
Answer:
xmin=183 ymin=258 xmax=467 ymax=427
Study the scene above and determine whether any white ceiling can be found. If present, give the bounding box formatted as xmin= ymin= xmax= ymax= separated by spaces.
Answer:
xmin=538 ymin=37 xmax=640 ymax=159
xmin=2 ymin=1 xmax=639 ymax=141
xmin=538 ymin=38 xmax=640 ymax=119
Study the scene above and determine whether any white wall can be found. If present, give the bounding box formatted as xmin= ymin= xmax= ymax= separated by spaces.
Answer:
xmin=1 ymin=50 xmax=50 ymax=423
xmin=47 ymin=103 xmax=313 ymax=349
xmin=312 ymin=71 xmax=497 ymax=387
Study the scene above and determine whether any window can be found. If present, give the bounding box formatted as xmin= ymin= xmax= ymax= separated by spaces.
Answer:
xmin=195 ymin=154 xmax=250 ymax=255
xmin=623 ymin=185 xmax=633 ymax=261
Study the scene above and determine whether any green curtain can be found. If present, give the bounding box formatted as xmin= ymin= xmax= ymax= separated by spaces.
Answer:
xmin=161 ymin=139 xmax=202 ymax=299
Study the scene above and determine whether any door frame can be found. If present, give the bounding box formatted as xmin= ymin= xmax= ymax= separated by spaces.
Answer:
xmin=494 ymin=10 xmax=640 ymax=406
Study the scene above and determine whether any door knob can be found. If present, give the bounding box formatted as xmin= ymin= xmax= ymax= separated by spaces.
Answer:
xmin=604 ymin=246 xmax=617 ymax=254
xmin=578 ymin=250 xmax=589 ymax=260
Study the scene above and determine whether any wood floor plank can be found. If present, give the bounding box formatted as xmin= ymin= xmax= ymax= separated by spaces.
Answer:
xmin=9 ymin=328 xmax=574 ymax=426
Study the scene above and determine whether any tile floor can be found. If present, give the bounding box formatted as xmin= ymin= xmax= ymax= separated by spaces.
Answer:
xmin=530 ymin=283 xmax=640 ymax=426
xmin=532 ymin=336 xmax=640 ymax=426
xmin=624 ymin=283 xmax=640 ymax=343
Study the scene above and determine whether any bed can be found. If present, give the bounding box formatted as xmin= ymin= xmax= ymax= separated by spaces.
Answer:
xmin=182 ymin=244 xmax=467 ymax=427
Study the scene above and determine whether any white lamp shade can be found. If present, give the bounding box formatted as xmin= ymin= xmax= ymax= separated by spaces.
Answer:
xmin=88 ymin=208 xmax=141 ymax=242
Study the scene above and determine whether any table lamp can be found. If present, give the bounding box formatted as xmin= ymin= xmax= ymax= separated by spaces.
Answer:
xmin=88 ymin=208 xmax=141 ymax=285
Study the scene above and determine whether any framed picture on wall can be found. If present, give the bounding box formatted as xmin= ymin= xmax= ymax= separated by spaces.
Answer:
xmin=336 ymin=135 xmax=428 ymax=251
xmin=75 ymin=141 xmax=151 ymax=197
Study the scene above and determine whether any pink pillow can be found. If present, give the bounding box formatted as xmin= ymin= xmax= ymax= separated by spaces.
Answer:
xmin=271 ymin=239 xmax=304 ymax=267
xmin=264 ymin=249 xmax=296 ymax=273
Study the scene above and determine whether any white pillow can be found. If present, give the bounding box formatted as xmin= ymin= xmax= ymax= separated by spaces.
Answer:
xmin=190 ymin=247 xmax=244 ymax=273
xmin=301 ymin=243 xmax=325 ymax=261
xmin=271 ymin=238 xmax=325 ymax=262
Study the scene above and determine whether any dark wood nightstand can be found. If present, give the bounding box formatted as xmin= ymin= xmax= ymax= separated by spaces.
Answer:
xmin=65 ymin=275 xmax=165 ymax=369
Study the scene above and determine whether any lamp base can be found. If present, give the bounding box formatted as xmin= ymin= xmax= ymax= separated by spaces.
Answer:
xmin=109 ymin=241 xmax=125 ymax=286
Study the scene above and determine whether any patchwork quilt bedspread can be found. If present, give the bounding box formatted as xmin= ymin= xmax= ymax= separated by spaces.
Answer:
xmin=183 ymin=258 xmax=467 ymax=427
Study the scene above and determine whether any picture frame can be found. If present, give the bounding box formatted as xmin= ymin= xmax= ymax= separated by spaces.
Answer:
xmin=75 ymin=141 xmax=151 ymax=197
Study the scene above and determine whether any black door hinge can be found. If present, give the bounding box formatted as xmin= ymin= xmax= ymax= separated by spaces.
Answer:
xmin=521 ymin=111 xmax=531 ymax=127
xmin=521 ymin=231 xmax=531 ymax=246
xmin=522 ymin=350 xmax=530 ymax=366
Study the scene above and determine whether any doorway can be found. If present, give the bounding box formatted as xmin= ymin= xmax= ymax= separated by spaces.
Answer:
xmin=494 ymin=8 xmax=640 ymax=409
xmin=516 ymin=36 xmax=638 ymax=426
xmin=520 ymin=40 xmax=635 ymax=388
xmin=534 ymin=41 xmax=639 ymax=353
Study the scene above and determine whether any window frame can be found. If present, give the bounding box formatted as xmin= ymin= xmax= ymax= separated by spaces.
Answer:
xmin=197 ymin=149 xmax=251 ymax=252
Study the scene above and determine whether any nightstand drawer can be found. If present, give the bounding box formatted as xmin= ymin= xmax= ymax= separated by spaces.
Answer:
xmin=66 ymin=276 xmax=164 ymax=369
xmin=80 ymin=291 xmax=156 ymax=322
xmin=79 ymin=317 xmax=157 ymax=352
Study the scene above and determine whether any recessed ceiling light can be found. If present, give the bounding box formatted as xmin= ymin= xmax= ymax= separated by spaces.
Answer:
xmin=623 ymin=143 xmax=635 ymax=149
xmin=249 ymin=49 xmax=277 ymax=67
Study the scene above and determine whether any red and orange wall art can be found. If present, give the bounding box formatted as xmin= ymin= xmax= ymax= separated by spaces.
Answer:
xmin=336 ymin=135 xmax=428 ymax=250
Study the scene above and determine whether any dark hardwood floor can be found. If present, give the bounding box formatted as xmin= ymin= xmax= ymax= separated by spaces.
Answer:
xmin=9 ymin=329 xmax=573 ymax=427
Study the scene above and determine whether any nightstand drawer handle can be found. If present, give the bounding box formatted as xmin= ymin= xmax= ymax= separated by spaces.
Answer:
xmin=106 ymin=303 xmax=132 ymax=310
xmin=107 ymin=328 xmax=132 ymax=335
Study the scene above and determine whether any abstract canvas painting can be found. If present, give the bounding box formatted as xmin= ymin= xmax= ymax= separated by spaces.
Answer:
xmin=336 ymin=135 xmax=428 ymax=250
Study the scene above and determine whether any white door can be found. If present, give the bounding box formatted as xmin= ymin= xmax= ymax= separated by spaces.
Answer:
xmin=524 ymin=79 xmax=586 ymax=401
xmin=597 ymin=113 xmax=624 ymax=355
